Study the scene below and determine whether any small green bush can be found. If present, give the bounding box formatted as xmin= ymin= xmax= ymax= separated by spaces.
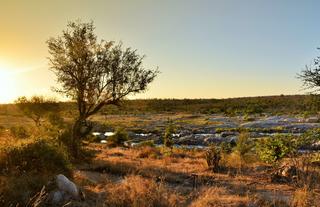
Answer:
xmin=108 ymin=128 xmax=128 ymax=147
xmin=10 ymin=126 xmax=29 ymax=139
xmin=163 ymin=122 xmax=175 ymax=148
xmin=220 ymin=141 xmax=235 ymax=154
xmin=235 ymin=133 xmax=254 ymax=160
xmin=256 ymin=135 xmax=299 ymax=164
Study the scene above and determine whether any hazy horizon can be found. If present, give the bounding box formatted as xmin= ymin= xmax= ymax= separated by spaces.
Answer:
xmin=1 ymin=0 xmax=320 ymax=103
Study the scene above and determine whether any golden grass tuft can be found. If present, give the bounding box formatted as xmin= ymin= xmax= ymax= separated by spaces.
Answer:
xmin=189 ymin=186 xmax=249 ymax=207
xmin=103 ymin=175 xmax=183 ymax=207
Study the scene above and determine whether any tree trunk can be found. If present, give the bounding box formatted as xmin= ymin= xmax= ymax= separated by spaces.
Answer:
xmin=72 ymin=118 xmax=84 ymax=158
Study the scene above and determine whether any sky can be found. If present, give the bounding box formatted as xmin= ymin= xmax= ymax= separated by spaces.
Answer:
xmin=1 ymin=0 xmax=320 ymax=103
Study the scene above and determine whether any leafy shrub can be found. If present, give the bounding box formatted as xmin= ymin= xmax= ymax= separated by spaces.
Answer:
xmin=108 ymin=128 xmax=128 ymax=147
xmin=0 ymin=138 xmax=71 ymax=175
xmin=205 ymin=145 xmax=221 ymax=172
xmin=220 ymin=141 xmax=235 ymax=154
xmin=256 ymin=135 xmax=299 ymax=164
xmin=235 ymin=133 xmax=254 ymax=162
xmin=163 ymin=122 xmax=175 ymax=148
xmin=10 ymin=126 xmax=29 ymax=139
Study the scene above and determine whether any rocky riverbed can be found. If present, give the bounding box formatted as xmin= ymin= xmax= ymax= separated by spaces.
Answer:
xmin=91 ymin=114 xmax=320 ymax=148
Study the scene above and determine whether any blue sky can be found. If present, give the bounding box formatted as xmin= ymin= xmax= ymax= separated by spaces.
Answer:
xmin=1 ymin=0 xmax=320 ymax=101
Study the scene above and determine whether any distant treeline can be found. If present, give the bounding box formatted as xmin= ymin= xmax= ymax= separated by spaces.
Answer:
xmin=99 ymin=95 xmax=320 ymax=115
xmin=0 ymin=95 xmax=319 ymax=116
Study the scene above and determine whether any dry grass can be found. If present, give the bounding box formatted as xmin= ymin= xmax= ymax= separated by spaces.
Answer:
xmin=103 ymin=175 xmax=183 ymax=207
xmin=189 ymin=186 xmax=249 ymax=207
xmin=291 ymin=188 xmax=320 ymax=207
xmin=73 ymin=145 xmax=303 ymax=206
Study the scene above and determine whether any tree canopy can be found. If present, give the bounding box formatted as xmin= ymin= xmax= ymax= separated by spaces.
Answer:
xmin=299 ymin=50 xmax=320 ymax=93
xmin=47 ymin=20 xmax=158 ymax=156
xmin=47 ymin=21 xmax=158 ymax=120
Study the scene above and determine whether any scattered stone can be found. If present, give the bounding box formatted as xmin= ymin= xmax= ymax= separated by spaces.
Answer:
xmin=52 ymin=190 xmax=65 ymax=204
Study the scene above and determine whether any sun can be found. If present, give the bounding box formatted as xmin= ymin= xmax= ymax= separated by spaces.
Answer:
xmin=0 ymin=63 xmax=16 ymax=103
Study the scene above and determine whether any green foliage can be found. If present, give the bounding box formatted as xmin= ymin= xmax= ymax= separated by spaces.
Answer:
xmin=235 ymin=133 xmax=254 ymax=159
xmin=108 ymin=128 xmax=128 ymax=147
xmin=220 ymin=141 xmax=235 ymax=154
xmin=205 ymin=145 xmax=222 ymax=172
xmin=163 ymin=121 xmax=176 ymax=148
xmin=0 ymin=138 xmax=71 ymax=175
xmin=47 ymin=20 xmax=158 ymax=157
xmin=300 ymin=128 xmax=320 ymax=147
xmin=10 ymin=126 xmax=29 ymax=139
xmin=256 ymin=135 xmax=299 ymax=163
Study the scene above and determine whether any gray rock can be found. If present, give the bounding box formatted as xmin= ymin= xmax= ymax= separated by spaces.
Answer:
xmin=56 ymin=174 xmax=79 ymax=200
xmin=52 ymin=190 xmax=65 ymax=204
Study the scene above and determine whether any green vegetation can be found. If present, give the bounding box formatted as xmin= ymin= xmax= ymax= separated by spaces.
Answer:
xmin=235 ymin=133 xmax=254 ymax=169
xmin=107 ymin=128 xmax=129 ymax=147
xmin=0 ymin=138 xmax=71 ymax=205
xmin=256 ymin=135 xmax=299 ymax=163
xmin=163 ymin=121 xmax=175 ymax=148
xmin=0 ymin=138 xmax=71 ymax=175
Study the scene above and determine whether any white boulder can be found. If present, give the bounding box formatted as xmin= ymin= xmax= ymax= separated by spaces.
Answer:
xmin=56 ymin=174 xmax=79 ymax=199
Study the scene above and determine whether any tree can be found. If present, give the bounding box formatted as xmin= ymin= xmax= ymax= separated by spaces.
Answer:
xmin=47 ymin=21 xmax=158 ymax=156
xmin=15 ymin=96 xmax=59 ymax=127
xmin=298 ymin=49 xmax=320 ymax=92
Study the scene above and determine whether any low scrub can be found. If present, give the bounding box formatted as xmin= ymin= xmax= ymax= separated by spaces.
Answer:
xmin=0 ymin=138 xmax=71 ymax=206
xmin=0 ymin=138 xmax=71 ymax=175
xmin=205 ymin=145 xmax=221 ymax=172
xmin=256 ymin=135 xmax=299 ymax=164
xmin=136 ymin=146 xmax=161 ymax=159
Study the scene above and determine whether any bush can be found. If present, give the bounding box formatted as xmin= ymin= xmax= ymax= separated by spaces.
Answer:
xmin=108 ymin=128 xmax=128 ymax=147
xmin=220 ymin=141 xmax=235 ymax=154
xmin=235 ymin=133 xmax=254 ymax=163
xmin=0 ymin=138 xmax=71 ymax=175
xmin=163 ymin=122 xmax=175 ymax=148
xmin=0 ymin=174 xmax=49 ymax=206
xmin=205 ymin=145 xmax=221 ymax=172
xmin=10 ymin=126 xmax=29 ymax=139
xmin=0 ymin=138 xmax=71 ymax=206
xmin=256 ymin=135 xmax=299 ymax=164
